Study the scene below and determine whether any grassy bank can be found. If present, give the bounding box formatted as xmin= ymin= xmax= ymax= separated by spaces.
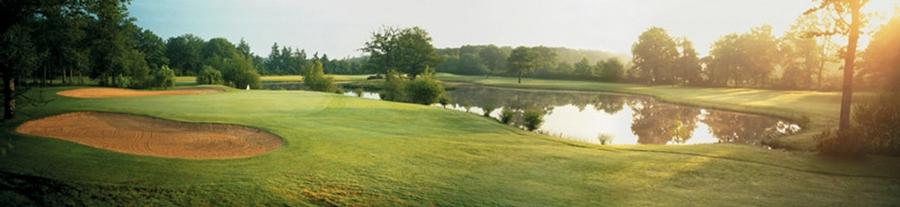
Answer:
xmin=435 ymin=73 xmax=863 ymax=150
xmin=0 ymin=86 xmax=897 ymax=206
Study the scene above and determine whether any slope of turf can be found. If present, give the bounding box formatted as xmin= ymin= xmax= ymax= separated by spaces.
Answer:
xmin=0 ymin=86 xmax=897 ymax=206
xmin=435 ymin=73 xmax=869 ymax=150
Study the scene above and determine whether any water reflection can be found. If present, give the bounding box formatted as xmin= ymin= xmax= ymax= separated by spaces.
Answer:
xmin=341 ymin=86 xmax=800 ymax=146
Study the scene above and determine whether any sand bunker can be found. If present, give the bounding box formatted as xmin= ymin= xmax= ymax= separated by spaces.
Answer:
xmin=16 ymin=112 xmax=283 ymax=159
xmin=58 ymin=87 xmax=223 ymax=98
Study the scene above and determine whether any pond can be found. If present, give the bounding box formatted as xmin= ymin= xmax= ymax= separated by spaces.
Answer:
xmin=342 ymin=85 xmax=801 ymax=146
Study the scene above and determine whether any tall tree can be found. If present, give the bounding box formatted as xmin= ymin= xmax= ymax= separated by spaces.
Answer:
xmin=600 ymin=58 xmax=625 ymax=82
xmin=507 ymin=46 xmax=538 ymax=84
xmin=805 ymin=0 xmax=869 ymax=133
xmin=87 ymin=0 xmax=135 ymax=86
xmin=860 ymin=15 xmax=900 ymax=90
xmin=631 ymin=27 xmax=679 ymax=84
xmin=779 ymin=15 xmax=824 ymax=90
xmin=478 ymin=44 xmax=507 ymax=78
xmin=237 ymin=38 xmax=252 ymax=58
xmin=136 ymin=29 xmax=168 ymax=70
xmin=202 ymin=37 xmax=240 ymax=72
xmin=165 ymin=34 xmax=204 ymax=75
xmin=574 ymin=57 xmax=595 ymax=80
xmin=675 ymin=38 xmax=703 ymax=85
xmin=362 ymin=26 xmax=439 ymax=78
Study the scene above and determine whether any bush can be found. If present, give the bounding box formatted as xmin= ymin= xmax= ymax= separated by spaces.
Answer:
xmin=499 ymin=107 xmax=514 ymax=124
xmin=304 ymin=61 xmax=338 ymax=93
xmin=221 ymin=57 xmax=261 ymax=89
xmin=380 ymin=69 xmax=407 ymax=101
xmin=406 ymin=76 xmax=445 ymax=105
xmin=816 ymin=129 xmax=865 ymax=157
xmin=852 ymin=93 xmax=900 ymax=155
xmin=197 ymin=66 xmax=223 ymax=85
xmin=523 ymin=109 xmax=544 ymax=131
xmin=438 ymin=95 xmax=451 ymax=107
xmin=114 ymin=75 xmax=132 ymax=88
xmin=152 ymin=65 xmax=176 ymax=89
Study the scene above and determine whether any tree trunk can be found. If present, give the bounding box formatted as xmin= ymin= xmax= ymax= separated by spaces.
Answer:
xmin=517 ymin=72 xmax=522 ymax=84
xmin=838 ymin=0 xmax=861 ymax=133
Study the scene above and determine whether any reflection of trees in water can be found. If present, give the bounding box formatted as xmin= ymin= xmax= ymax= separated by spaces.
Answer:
xmin=445 ymin=86 xmax=795 ymax=145
xmin=629 ymin=100 xmax=700 ymax=144
xmin=447 ymin=86 xmax=630 ymax=114
xmin=446 ymin=86 xmax=633 ymax=131
xmin=701 ymin=111 xmax=782 ymax=144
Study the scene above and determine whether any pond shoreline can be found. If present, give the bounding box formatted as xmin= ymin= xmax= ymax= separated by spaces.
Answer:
xmin=433 ymin=74 xmax=838 ymax=151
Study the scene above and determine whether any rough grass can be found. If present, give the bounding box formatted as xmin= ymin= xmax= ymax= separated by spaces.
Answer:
xmin=435 ymin=73 xmax=870 ymax=150
xmin=0 ymin=86 xmax=897 ymax=206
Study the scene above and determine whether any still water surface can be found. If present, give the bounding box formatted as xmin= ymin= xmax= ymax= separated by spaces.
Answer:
xmin=340 ymin=85 xmax=801 ymax=146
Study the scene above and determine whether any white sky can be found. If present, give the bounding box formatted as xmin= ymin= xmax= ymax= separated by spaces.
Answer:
xmin=129 ymin=0 xmax=899 ymax=58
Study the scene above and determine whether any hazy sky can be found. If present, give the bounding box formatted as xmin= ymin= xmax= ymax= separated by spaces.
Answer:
xmin=129 ymin=0 xmax=898 ymax=58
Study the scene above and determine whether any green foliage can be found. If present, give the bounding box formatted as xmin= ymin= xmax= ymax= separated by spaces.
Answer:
xmin=263 ymin=43 xmax=306 ymax=75
xmin=202 ymin=38 xmax=241 ymax=67
xmin=405 ymin=68 xmax=445 ymax=105
xmin=303 ymin=60 xmax=338 ymax=93
xmin=507 ymin=46 xmax=538 ymax=83
xmin=197 ymin=66 xmax=224 ymax=85
xmin=522 ymin=109 xmax=544 ymax=131
xmin=706 ymin=25 xmax=779 ymax=87
xmin=221 ymin=57 xmax=261 ymax=89
xmin=136 ymin=29 xmax=169 ymax=70
xmin=165 ymin=34 xmax=205 ymax=75
xmin=150 ymin=65 xmax=176 ymax=89
xmin=437 ymin=45 xmax=625 ymax=80
xmin=631 ymin=27 xmax=679 ymax=84
xmin=362 ymin=26 xmax=440 ymax=77
xmin=380 ymin=69 xmax=407 ymax=101
xmin=499 ymin=107 xmax=514 ymax=124
xmin=851 ymin=93 xmax=900 ymax=155
xmin=113 ymin=74 xmax=132 ymax=88
xmin=860 ymin=15 xmax=900 ymax=90
xmin=600 ymin=58 xmax=625 ymax=82
xmin=675 ymin=38 xmax=703 ymax=85
xmin=573 ymin=58 xmax=597 ymax=80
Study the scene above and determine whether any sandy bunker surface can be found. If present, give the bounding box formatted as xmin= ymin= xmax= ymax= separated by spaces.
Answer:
xmin=58 ymin=87 xmax=223 ymax=98
xmin=16 ymin=112 xmax=282 ymax=159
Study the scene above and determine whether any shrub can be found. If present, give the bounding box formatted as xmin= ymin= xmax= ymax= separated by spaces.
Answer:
xmin=221 ymin=57 xmax=261 ymax=89
xmin=852 ymin=93 xmax=900 ymax=155
xmin=438 ymin=95 xmax=451 ymax=108
xmin=114 ymin=75 xmax=132 ymax=88
xmin=499 ymin=107 xmax=514 ymax=124
xmin=523 ymin=109 xmax=544 ymax=131
xmin=304 ymin=60 xmax=338 ymax=93
xmin=197 ymin=66 xmax=223 ymax=85
xmin=407 ymin=78 xmax=444 ymax=105
xmin=353 ymin=88 xmax=364 ymax=97
xmin=380 ymin=69 xmax=407 ymax=101
xmin=152 ymin=65 xmax=176 ymax=89
xmin=816 ymin=129 xmax=865 ymax=157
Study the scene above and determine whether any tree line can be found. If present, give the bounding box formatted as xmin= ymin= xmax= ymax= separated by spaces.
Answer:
xmin=435 ymin=45 xmax=627 ymax=81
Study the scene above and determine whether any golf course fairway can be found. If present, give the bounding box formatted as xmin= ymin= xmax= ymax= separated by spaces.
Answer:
xmin=0 ymin=86 xmax=898 ymax=206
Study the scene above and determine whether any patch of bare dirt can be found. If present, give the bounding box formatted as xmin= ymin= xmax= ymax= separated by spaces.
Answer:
xmin=57 ymin=87 xmax=223 ymax=98
xmin=16 ymin=112 xmax=283 ymax=160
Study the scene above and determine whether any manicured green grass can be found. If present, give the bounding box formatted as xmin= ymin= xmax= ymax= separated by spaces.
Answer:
xmin=435 ymin=73 xmax=868 ymax=150
xmin=176 ymin=75 xmax=369 ymax=85
xmin=0 ymin=86 xmax=897 ymax=206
